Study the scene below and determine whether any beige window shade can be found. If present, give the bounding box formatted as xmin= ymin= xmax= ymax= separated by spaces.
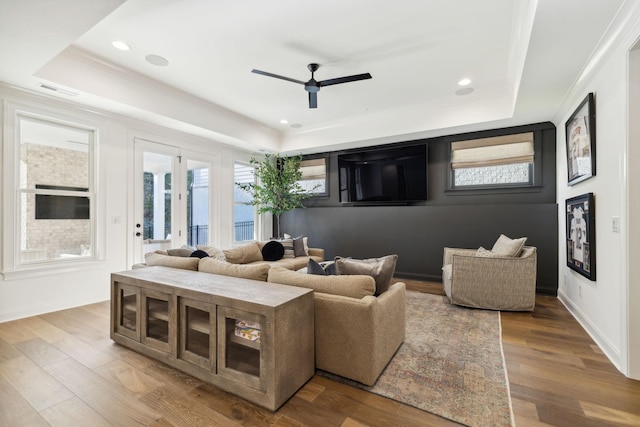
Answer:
xmin=451 ymin=132 xmax=534 ymax=169
xmin=299 ymin=158 xmax=326 ymax=180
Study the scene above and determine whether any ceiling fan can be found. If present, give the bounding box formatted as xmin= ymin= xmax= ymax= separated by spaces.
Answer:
xmin=251 ymin=63 xmax=372 ymax=109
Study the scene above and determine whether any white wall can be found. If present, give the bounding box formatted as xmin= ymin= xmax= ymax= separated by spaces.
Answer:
xmin=555 ymin=3 xmax=640 ymax=378
xmin=0 ymin=84 xmax=260 ymax=322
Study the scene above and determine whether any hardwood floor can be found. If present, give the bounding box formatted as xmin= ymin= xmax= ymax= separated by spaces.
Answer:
xmin=1 ymin=280 xmax=639 ymax=426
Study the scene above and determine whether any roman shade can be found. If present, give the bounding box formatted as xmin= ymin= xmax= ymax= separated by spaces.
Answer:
xmin=451 ymin=132 xmax=534 ymax=169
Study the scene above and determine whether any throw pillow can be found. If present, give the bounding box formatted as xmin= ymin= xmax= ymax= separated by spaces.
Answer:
xmin=292 ymin=235 xmax=308 ymax=257
xmin=167 ymin=247 xmax=194 ymax=257
xmin=223 ymin=242 xmax=263 ymax=264
xmin=307 ymin=259 xmax=337 ymax=275
xmin=189 ymin=249 xmax=209 ymax=259
xmin=196 ymin=245 xmax=226 ymax=261
xmin=262 ymin=240 xmax=285 ymax=261
xmin=199 ymin=258 xmax=270 ymax=281
xmin=285 ymin=233 xmax=309 ymax=256
xmin=279 ymin=238 xmax=295 ymax=258
xmin=476 ymin=246 xmax=501 ymax=258
xmin=491 ymin=234 xmax=527 ymax=257
xmin=334 ymin=254 xmax=398 ymax=296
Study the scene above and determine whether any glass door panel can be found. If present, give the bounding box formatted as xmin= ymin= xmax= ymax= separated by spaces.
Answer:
xmin=143 ymin=151 xmax=173 ymax=255
xmin=186 ymin=159 xmax=210 ymax=246
xmin=134 ymin=139 xmax=179 ymax=263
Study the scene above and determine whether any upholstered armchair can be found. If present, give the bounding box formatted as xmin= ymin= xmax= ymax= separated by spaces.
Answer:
xmin=441 ymin=246 xmax=537 ymax=311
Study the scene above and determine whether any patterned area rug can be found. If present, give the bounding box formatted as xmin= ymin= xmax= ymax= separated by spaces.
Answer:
xmin=321 ymin=291 xmax=514 ymax=427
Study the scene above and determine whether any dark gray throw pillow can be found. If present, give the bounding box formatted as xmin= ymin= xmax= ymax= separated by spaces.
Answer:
xmin=335 ymin=254 xmax=398 ymax=296
xmin=307 ymin=259 xmax=337 ymax=275
xmin=292 ymin=235 xmax=307 ymax=257
xmin=262 ymin=240 xmax=285 ymax=261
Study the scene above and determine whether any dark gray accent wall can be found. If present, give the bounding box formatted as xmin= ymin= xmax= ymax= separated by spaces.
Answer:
xmin=282 ymin=122 xmax=558 ymax=294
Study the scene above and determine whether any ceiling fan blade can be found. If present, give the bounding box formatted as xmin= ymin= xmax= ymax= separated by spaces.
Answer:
xmin=319 ymin=72 xmax=372 ymax=87
xmin=309 ymin=92 xmax=318 ymax=109
xmin=251 ymin=69 xmax=305 ymax=85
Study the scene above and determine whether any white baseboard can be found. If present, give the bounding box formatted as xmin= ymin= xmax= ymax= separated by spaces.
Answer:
xmin=557 ymin=289 xmax=624 ymax=375
xmin=0 ymin=295 xmax=109 ymax=323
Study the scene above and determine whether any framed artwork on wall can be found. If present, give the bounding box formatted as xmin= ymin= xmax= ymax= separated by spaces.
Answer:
xmin=566 ymin=193 xmax=596 ymax=280
xmin=565 ymin=92 xmax=596 ymax=185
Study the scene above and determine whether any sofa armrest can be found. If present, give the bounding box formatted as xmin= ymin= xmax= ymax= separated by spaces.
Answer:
xmin=314 ymin=282 xmax=406 ymax=385
xmin=450 ymin=248 xmax=537 ymax=310
xmin=307 ymin=247 xmax=324 ymax=259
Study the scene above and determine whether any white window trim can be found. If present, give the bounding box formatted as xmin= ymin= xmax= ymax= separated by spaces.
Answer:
xmin=2 ymin=100 xmax=106 ymax=279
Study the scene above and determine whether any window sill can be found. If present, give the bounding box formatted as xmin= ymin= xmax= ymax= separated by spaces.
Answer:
xmin=1 ymin=259 xmax=104 ymax=281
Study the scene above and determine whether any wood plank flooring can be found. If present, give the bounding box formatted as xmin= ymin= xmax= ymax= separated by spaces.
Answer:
xmin=1 ymin=280 xmax=639 ymax=426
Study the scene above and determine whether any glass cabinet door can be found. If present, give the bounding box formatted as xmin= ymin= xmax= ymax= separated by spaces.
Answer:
xmin=141 ymin=289 xmax=174 ymax=353
xmin=217 ymin=306 xmax=265 ymax=391
xmin=114 ymin=282 xmax=140 ymax=341
xmin=179 ymin=298 xmax=216 ymax=370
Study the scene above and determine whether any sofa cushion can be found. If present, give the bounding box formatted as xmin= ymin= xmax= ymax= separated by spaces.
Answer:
xmin=335 ymin=254 xmax=398 ymax=296
xmin=261 ymin=240 xmax=284 ymax=261
xmin=145 ymin=252 xmax=199 ymax=271
xmin=307 ymin=259 xmax=337 ymax=275
xmin=491 ymin=234 xmax=527 ymax=257
xmin=196 ymin=245 xmax=226 ymax=260
xmin=268 ymin=267 xmax=375 ymax=299
xmin=199 ymin=258 xmax=270 ymax=281
xmin=223 ymin=242 xmax=263 ymax=264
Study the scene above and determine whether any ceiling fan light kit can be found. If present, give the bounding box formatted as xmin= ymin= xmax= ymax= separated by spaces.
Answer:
xmin=252 ymin=63 xmax=372 ymax=108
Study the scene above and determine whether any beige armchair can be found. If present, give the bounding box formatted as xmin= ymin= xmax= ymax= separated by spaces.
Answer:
xmin=442 ymin=246 xmax=537 ymax=311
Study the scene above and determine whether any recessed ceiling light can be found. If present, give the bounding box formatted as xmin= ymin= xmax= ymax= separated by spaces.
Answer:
xmin=112 ymin=40 xmax=130 ymax=51
xmin=455 ymin=87 xmax=474 ymax=96
xmin=280 ymin=119 xmax=289 ymax=124
xmin=145 ymin=54 xmax=169 ymax=67
xmin=458 ymin=78 xmax=471 ymax=86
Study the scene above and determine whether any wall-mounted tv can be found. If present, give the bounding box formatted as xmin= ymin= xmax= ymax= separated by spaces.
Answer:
xmin=35 ymin=185 xmax=90 ymax=220
xmin=338 ymin=144 xmax=427 ymax=204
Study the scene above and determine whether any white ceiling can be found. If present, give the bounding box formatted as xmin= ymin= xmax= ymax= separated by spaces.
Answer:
xmin=0 ymin=0 xmax=627 ymax=154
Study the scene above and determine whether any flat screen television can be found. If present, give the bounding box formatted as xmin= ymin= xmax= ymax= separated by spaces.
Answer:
xmin=35 ymin=185 xmax=90 ymax=220
xmin=338 ymin=144 xmax=427 ymax=204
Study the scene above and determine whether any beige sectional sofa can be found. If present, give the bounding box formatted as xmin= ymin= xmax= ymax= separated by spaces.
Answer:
xmin=136 ymin=241 xmax=406 ymax=386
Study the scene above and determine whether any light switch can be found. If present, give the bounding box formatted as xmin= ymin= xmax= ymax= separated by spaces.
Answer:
xmin=612 ymin=216 xmax=620 ymax=233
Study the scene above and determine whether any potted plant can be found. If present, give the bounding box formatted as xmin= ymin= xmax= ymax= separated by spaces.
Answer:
xmin=236 ymin=153 xmax=317 ymax=239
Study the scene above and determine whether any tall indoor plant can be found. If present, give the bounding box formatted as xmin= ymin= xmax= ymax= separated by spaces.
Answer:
xmin=236 ymin=153 xmax=316 ymax=239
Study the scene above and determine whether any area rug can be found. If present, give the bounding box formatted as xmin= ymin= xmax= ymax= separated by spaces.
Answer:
xmin=320 ymin=291 xmax=514 ymax=427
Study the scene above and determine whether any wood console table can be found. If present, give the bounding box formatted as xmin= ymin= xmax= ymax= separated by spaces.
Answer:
xmin=110 ymin=266 xmax=314 ymax=410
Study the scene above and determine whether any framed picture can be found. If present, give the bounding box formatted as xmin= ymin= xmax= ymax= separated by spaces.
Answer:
xmin=565 ymin=92 xmax=596 ymax=185
xmin=566 ymin=193 xmax=595 ymax=280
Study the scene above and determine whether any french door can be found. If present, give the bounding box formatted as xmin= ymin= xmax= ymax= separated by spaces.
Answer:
xmin=133 ymin=138 xmax=213 ymax=264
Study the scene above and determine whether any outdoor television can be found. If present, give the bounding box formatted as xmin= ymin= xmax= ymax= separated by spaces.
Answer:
xmin=338 ymin=144 xmax=427 ymax=204
xmin=35 ymin=185 xmax=90 ymax=220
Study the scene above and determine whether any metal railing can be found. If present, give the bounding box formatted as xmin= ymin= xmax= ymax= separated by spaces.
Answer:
xmin=188 ymin=225 xmax=208 ymax=246
xmin=234 ymin=221 xmax=254 ymax=241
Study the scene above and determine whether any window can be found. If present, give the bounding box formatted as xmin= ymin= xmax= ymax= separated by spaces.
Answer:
xmin=234 ymin=162 xmax=256 ymax=242
xmin=449 ymin=132 xmax=538 ymax=189
xmin=297 ymin=156 xmax=328 ymax=196
xmin=17 ymin=115 xmax=95 ymax=264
